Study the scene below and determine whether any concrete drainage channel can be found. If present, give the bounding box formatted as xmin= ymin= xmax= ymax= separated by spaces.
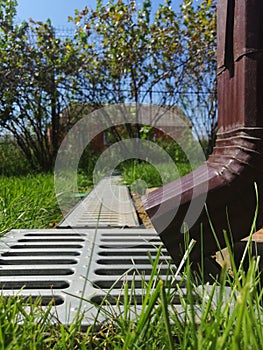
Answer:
xmin=59 ymin=176 xmax=140 ymax=228
xmin=0 ymin=176 xmax=186 ymax=325
xmin=0 ymin=228 xmax=187 ymax=324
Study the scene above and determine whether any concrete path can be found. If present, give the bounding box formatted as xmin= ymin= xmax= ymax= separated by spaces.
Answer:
xmin=59 ymin=176 xmax=139 ymax=228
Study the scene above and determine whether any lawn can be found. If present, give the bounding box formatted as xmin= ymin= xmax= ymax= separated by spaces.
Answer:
xmin=0 ymin=174 xmax=62 ymax=235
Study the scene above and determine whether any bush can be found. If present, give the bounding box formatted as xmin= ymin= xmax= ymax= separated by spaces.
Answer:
xmin=0 ymin=137 xmax=31 ymax=176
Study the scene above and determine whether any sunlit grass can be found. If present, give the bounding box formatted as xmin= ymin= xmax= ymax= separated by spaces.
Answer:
xmin=0 ymin=174 xmax=63 ymax=234
xmin=120 ymin=160 xmax=192 ymax=194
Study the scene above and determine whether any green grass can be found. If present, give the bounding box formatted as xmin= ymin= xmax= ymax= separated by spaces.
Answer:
xmin=0 ymin=172 xmax=94 ymax=235
xmin=1 ymin=173 xmax=263 ymax=348
xmin=120 ymin=160 xmax=193 ymax=194
xmin=0 ymin=174 xmax=63 ymax=234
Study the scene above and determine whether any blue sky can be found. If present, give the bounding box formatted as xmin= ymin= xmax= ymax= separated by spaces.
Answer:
xmin=16 ymin=1 xmax=182 ymax=27
xmin=16 ymin=0 xmax=98 ymax=27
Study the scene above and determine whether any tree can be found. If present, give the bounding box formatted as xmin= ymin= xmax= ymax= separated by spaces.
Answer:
xmin=0 ymin=0 xmax=84 ymax=170
xmin=71 ymin=0 xmax=217 ymax=155
xmin=0 ymin=0 xmax=217 ymax=171
xmin=71 ymin=1 xmax=191 ymax=143
xmin=178 ymin=0 xmax=217 ymax=156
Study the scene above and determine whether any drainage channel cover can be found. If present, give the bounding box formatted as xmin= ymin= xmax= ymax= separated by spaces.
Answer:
xmin=59 ymin=176 xmax=140 ymax=228
xmin=0 ymin=228 xmax=188 ymax=325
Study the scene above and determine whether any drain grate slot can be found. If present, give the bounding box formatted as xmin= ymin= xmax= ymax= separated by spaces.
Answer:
xmin=18 ymin=239 xmax=85 ymax=243
xmin=10 ymin=244 xmax=83 ymax=249
xmin=9 ymin=295 xmax=65 ymax=306
xmin=98 ymin=251 xmax=169 ymax=257
xmin=36 ymin=295 xmax=65 ymax=306
xmin=92 ymin=278 xmax=180 ymax=289
xmin=0 ymin=280 xmax=70 ymax=290
xmin=2 ymin=251 xmax=80 ymax=257
xmin=96 ymin=258 xmax=171 ymax=265
xmin=24 ymin=233 xmax=85 ymax=237
xmin=0 ymin=259 xmax=78 ymax=265
xmin=99 ymin=244 xmax=162 ymax=249
xmin=90 ymin=293 xmax=183 ymax=306
xmin=0 ymin=269 xmax=74 ymax=276
xmin=101 ymin=233 xmax=157 ymax=237
xmin=36 ymin=295 xmax=65 ymax=305
xmin=94 ymin=267 xmax=171 ymax=276
xmin=100 ymin=238 xmax=161 ymax=243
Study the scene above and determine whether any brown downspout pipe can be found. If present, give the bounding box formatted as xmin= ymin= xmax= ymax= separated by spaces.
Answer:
xmin=142 ymin=0 xmax=263 ymax=270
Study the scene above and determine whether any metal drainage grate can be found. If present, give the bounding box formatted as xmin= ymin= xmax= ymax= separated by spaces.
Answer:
xmin=0 ymin=228 xmax=188 ymax=324
xmin=59 ymin=176 xmax=140 ymax=228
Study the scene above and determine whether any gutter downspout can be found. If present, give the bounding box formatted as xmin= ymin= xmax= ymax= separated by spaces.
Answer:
xmin=142 ymin=0 xmax=263 ymax=271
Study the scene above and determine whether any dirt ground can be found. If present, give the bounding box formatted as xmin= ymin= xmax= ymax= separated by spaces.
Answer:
xmin=131 ymin=191 xmax=154 ymax=229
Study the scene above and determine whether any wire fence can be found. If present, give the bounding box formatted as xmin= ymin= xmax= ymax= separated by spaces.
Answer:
xmin=53 ymin=26 xmax=75 ymax=39
xmin=11 ymin=26 xmax=217 ymax=145
xmin=26 ymin=26 xmax=75 ymax=43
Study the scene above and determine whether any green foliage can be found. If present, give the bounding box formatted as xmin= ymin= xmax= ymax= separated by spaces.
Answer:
xmin=0 ymin=0 xmax=217 ymax=170
xmin=71 ymin=0 xmax=182 ymax=105
xmin=0 ymin=0 xmax=85 ymax=171
xmin=78 ymin=145 xmax=100 ymax=176
xmin=178 ymin=0 xmax=217 ymax=156
xmin=0 ymin=294 xmax=88 ymax=349
xmin=70 ymin=0 xmax=217 ymax=155
xmin=0 ymin=137 xmax=30 ymax=176
xmin=120 ymin=159 xmax=192 ymax=193
xmin=119 ymin=133 xmax=203 ymax=193
xmin=0 ymin=174 xmax=62 ymax=234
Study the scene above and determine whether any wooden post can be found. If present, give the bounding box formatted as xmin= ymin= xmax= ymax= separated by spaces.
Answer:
xmin=143 ymin=0 xmax=263 ymax=272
